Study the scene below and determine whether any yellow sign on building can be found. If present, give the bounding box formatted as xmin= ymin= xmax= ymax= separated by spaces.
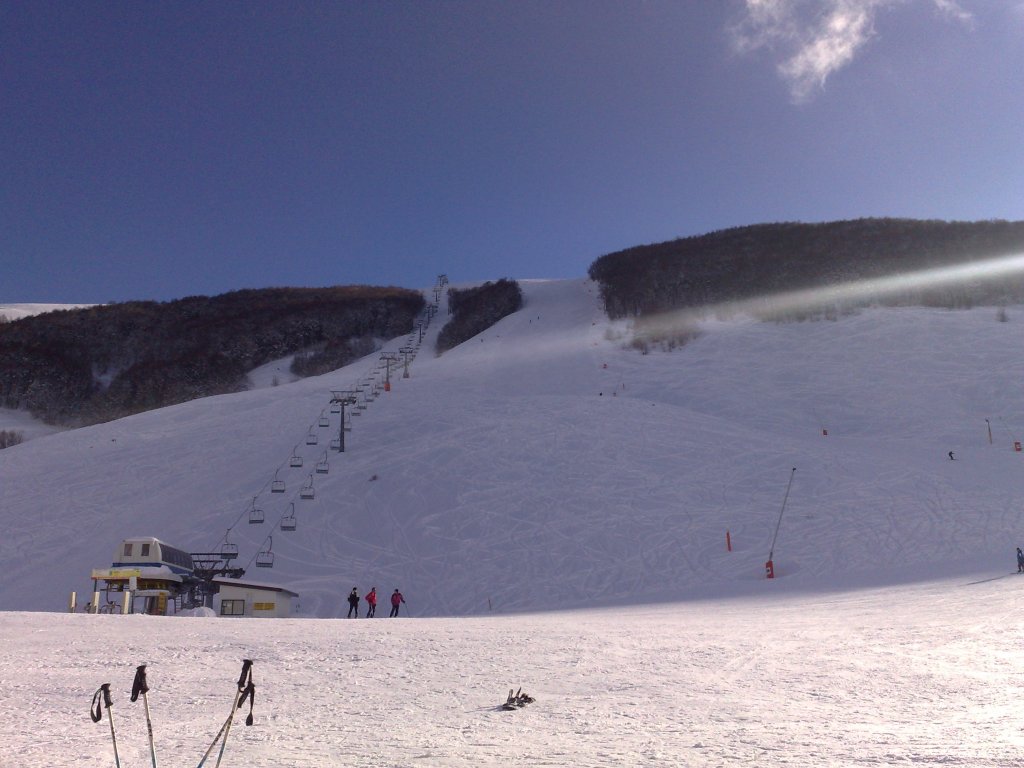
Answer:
xmin=91 ymin=568 xmax=143 ymax=580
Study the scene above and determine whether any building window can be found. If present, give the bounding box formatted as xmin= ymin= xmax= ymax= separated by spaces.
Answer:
xmin=140 ymin=543 xmax=151 ymax=557
xmin=220 ymin=599 xmax=245 ymax=616
xmin=123 ymin=543 xmax=133 ymax=557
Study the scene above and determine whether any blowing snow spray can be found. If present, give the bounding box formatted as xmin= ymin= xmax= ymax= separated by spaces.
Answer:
xmin=766 ymin=467 xmax=796 ymax=579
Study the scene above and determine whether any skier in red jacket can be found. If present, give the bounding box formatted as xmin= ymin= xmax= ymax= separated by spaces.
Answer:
xmin=365 ymin=587 xmax=377 ymax=618
xmin=389 ymin=588 xmax=405 ymax=617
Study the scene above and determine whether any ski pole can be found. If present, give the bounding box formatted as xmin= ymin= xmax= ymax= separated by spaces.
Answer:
xmin=215 ymin=660 xmax=255 ymax=768
xmin=90 ymin=683 xmax=121 ymax=768
xmin=132 ymin=664 xmax=158 ymax=768
xmin=196 ymin=659 xmax=253 ymax=768
xmin=195 ymin=711 xmax=235 ymax=768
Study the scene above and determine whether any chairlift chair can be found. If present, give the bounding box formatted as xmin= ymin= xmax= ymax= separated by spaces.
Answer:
xmin=248 ymin=497 xmax=265 ymax=525
xmin=300 ymin=474 xmax=315 ymax=500
xmin=271 ymin=470 xmax=286 ymax=493
xmin=280 ymin=503 xmax=297 ymax=532
xmin=306 ymin=428 xmax=318 ymax=446
xmin=221 ymin=533 xmax=238 ymax=559
xmin=316 ymin=452 xmax=329 ymax=474
xmin=289 ymin=445 xmax=303 ymax=467
xmin=330 ymin=402 xmax=341 ymax=414
xmin=256 ymin=537 xmax=274 ymax=568
xmin=329 ymin=437 xmax=341 ymax=451
xmin=318 ymin=410 xmax=330 ymax=428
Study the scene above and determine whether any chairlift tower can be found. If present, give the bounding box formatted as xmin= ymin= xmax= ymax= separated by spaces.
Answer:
xmin=379 ymin=353 xmax=398 ymax=391
xmin=330 ymin=390 xmax=357 ymax=452
xmin=187 ymin=547 xmax=245 ymax=608
xmin=399 ymin=346 xmax=414 ymax=378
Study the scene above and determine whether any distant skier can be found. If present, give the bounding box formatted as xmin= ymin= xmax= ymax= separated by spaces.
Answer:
xmin=948 ymin=451 xmax=955 ymax=460
xmin=1017 ymin=548 xmax=1023 ymax=573
xmin=389 ymin=588 xmax=405 ymax=618
xmin=365 ymin=587 xmax=377 ymax=618
xmin=347 ymin=587 xmax=360 ymax=618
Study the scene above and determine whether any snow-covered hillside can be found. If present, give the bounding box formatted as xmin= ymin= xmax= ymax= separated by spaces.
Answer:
xmin=0 ymin=302 xmax=94 ymax=322
xmin=2 ymin=279 xmax=1024 ymax=618
xmin=6 ymin=278 xmax=1024 ymax=767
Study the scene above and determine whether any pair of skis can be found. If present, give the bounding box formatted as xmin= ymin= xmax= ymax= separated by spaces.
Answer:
xmin=91 ymin=659 xmax=255 ymax=768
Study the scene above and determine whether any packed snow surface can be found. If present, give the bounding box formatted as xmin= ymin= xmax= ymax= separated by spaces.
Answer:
xmin=4 ymin=278 xmax=1024 ymax=765
xmin=6 ymin=577 xmax=1024 ymax=767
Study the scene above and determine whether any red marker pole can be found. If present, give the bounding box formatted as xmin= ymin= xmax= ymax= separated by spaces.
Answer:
xmin=726 ymin=530 xmax=732 ymax=552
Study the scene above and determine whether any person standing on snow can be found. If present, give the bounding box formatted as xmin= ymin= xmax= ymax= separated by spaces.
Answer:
xmin=1017 ymin=548 xmax=1024 ymax=573
xmin=347 ymin=587 xmax=360 ymax=618
xmin=389 ymin=588 xmax=405 ymax=617
xmin=365 ymin=587 xmax=377 ymax=618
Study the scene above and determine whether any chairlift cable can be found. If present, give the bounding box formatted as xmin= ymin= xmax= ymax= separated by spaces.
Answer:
xmin=216 ymin=387 xmax=365 ymax=565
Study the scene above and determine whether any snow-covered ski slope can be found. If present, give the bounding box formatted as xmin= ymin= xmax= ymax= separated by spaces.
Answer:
xmin=3 ymin=278 xmax=1024 ymax=616
xmin=7 ymin=278 xmax=1024 ymax=766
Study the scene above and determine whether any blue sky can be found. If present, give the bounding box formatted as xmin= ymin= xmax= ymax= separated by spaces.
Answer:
xmin=3 ymin=0 xmax=1022 ymax=303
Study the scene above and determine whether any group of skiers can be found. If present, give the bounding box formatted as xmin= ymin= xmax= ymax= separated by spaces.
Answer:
xmin=346 ymin=586 xmax=405 ymax=618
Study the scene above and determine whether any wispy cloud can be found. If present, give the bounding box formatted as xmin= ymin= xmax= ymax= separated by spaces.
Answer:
xmin=932 ymin=0 xmax=974 ymax=25
xmin=731 ymin=0 xmax=974 ymax=103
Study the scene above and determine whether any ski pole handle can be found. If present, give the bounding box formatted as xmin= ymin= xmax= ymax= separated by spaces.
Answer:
xmin=91 ymin=683 xmax=113 ymax=723
xmin=131 ymin=664 xmax=150 ymax=702
xmin=236 ymin=659 xmax=253 ymax=691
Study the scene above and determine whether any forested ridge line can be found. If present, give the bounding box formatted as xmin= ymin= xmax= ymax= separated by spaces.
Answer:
xmin=0 ymin=285 xmax=425 ymax=425
xmin=589 ymin=218 xmax=1024 ymax=319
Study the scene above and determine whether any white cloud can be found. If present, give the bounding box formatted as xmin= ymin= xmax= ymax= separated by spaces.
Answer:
xmin=731 ymin=0 xmax=975 ymax=103
xmin=932 ymin=0 xmax=974 ymax=25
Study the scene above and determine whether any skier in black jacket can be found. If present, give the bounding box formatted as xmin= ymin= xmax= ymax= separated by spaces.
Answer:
xmin=346 ymin=587 xmax=360 ymax=618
